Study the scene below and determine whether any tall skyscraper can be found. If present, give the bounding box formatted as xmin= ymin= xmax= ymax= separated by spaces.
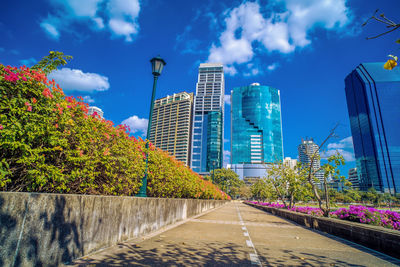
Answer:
xmin=298 ymin=138 xmax=324 ymax=186
xmin=190 ymin=63 xmax=224 ymax=175
xmin=149 ymin=92 xmax=193 ymax=166
xmin=230 ymin=83 xmax=283 ymax=180
xmin=345 ymin=62 xmax=400 ymax=193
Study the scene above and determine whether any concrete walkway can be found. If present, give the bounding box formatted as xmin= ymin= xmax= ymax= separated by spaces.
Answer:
xmin=69 ymin=202 xmax=400 ymax=266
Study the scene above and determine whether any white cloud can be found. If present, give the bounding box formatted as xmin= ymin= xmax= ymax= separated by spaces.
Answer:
xmin=322 ymin=136 xmax=355 ymax=162
xmin=121 ymin=115 xmax=148 ymax=134
xmin=224 ymin=94 xmax=231 ymax=105
xmin=322 ymin=149 xmax=355 ymax=162
xmin=48 ymin=68 xmax=110 ymax=92
xmin=224 ymin=65 xmax=238 ymax=76
xmin=327 ymin=136 xmax=353 ymax=149
xmin=208 ymin=0 xmax=351 ymax=76
xmin=19 ymin=58 xmax=37 ymax=67
xmin=108 ymin=19 xmax=137 ymax=42
xmin=83 ymin=95 xmax=95 ymax=103
xmin=267 ymin=62 xmax=279 ymax=71
xmin=93 ymin=17 xmax=105 ymax=29
xmin=107 ymin=0 xmax=140 ymax=41
xmin=40 ymin=0 xmax=140 ymax=42
xmin=40 ymin=22 xmax=60 ymax=39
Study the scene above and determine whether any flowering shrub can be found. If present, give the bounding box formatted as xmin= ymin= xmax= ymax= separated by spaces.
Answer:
xmin=0 ymin=62 xmax=229 ymax=200
xmin=331 ymin=206 xmax=400 ymax=230
xmin=248 ymin=201 xmax=400 ymax=230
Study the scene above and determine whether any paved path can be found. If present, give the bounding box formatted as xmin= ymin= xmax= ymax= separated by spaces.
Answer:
xmin=69 ymin=202 xmax=400 ymax=266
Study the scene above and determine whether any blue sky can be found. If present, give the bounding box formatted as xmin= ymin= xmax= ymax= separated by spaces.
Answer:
xmin=1 ymin=0 xmax=399 ymax=177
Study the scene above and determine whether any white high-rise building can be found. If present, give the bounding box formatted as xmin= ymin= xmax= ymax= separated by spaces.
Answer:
xmin=88 ymin=106 xmax=104 ymax=119
xmin=298 ymin=138 xmax=324 ymax=186
xmin=348 ymin=167 xmax=360 ymax=190
xmin=190 ymin=63 xmax=224 ymax=175
xmin=284 ymin=157 xmax=298 ymax=169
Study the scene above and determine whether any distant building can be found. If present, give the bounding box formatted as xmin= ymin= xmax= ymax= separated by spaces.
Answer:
xmin=88 ymin=106 xmax=104 ymax=118
xmin=149 ymin=92 xmax=193 ymax=166
xmin=230 ymin=83 xmax=283 ymax=180
xmin=345 ymin=63 xmax=400 ymax=193
xmin=284 ymin=157 xmax=297 ymax=169
xmin=298 ymin=138 xmax=324 ymax=187
xmin=348 ymin=167 xmax=360 ymax=190
xmin=328 ymin=179 xmax=344 ymax=192
xmin=190 ymin=63 xmax=224 ymax=175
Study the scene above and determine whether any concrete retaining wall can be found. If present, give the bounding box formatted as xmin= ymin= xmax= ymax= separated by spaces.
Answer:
xmin=246 ymin=202 xmax=400 ymax=260
xmin=0 ymin=192 xmax=228 ymax=266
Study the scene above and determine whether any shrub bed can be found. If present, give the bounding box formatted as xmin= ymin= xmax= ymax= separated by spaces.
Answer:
xmin=0 ymin=63 xmax=229 ymax=200
xmin=248 ymin=201 xmax=400 ymax=230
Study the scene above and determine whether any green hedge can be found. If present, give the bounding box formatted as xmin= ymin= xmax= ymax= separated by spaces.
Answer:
xmin=0 ymin=62 xmax=229 ymax=200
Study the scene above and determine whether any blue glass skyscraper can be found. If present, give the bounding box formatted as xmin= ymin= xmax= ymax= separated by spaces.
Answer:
xmin=345 ymin=63 xmax=400 ymax=193
xmin=230 ymin=83 xmax=283 ymax=179
xmin=190 ymin=63 xmax=224 ymax=174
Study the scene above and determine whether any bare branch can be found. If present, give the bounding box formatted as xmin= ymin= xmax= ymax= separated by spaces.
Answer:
xmin=366 ymin=25 xmax=400 ymax=40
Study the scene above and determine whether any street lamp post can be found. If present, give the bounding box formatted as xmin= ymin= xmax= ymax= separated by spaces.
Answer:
xmin=137 ymin=56 xmax=166 ymax=197
xmin=211 ymin=161 xmax=216 ymax=184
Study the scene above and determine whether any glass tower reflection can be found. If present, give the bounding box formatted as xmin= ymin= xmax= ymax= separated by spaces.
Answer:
xmin=345 ymin=63 xmax=400 ymax=193
xmin=231 ymin=83 xmax=283 ymax=167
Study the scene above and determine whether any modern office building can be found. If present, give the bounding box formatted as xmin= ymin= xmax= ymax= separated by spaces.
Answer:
xmin=88 ymin=106 xmax=104 ymax=118
xmin=230 ymin=83 xmax=284 ymax=180
xmin=345 ymin=62 xmax=400 ymax=193
xmin=284 ymin=157 xmax=298 ymax=169
xmin=190 ymin=63 xmax=224 ymax=175
xmin=149 ymin=92 xmax=193 ymax=166
xmin=348 ymin=167 xmax=360 ymax=190
xmin=298 ymin=138 xmax=324 ymax=186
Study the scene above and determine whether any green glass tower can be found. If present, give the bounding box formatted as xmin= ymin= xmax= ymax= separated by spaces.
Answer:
xmin=231 ymin=83 xmax=283 ymax=176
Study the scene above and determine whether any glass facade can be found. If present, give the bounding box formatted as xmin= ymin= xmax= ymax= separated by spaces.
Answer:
xmin=345 ymin=62 xmax=400 ymax=193
xmin=231 ymin=83 xmax=283 ymax=165
xmin=190 ymin=63 xmax=224 ymax=174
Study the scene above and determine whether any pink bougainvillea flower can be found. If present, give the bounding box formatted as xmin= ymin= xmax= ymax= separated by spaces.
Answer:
xmin=0 ymin=125 xmax=3 ymax=130
xmin=32 ymin=98 xmax=37 ymax=104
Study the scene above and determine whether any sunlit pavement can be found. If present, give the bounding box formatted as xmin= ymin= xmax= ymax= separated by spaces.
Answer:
xmin=68 ymin=202 xmax=400 ymax=266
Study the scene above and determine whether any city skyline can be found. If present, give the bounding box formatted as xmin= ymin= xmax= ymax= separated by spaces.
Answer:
xmin=1 ymin=0 xmax=400 ymax=177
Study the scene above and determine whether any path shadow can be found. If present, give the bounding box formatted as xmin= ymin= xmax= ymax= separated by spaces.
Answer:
xmin=71 ymin=241 xmax=254 ymax=267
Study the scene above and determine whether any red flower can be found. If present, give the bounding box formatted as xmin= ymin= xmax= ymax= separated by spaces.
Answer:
xmin=25 ymin=102 xmax=32 ymax=112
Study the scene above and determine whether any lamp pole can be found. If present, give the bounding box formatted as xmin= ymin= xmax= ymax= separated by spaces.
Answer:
xmin=211 ymin=161 xmax=216 ymax=183
xmin=137 ymin=56 xmax=166 ymax=197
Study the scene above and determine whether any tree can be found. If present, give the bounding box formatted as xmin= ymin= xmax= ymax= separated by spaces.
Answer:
xmin=31 ymin=51 xmax=72 ymax=74
xmin=211 ymin=168 xmax=243 ymax=197
xmin=251 ymin=179 xmax=276 ymax=201
xmin=303 ymin=127 xmax=345 ymax=217
xmin=237 ymin=185 xmax=251 ymax=199
xmin=363 ymin=10 xmax=400 ymax=70
xmin=265 ymin=161 xmax=311 ymax=209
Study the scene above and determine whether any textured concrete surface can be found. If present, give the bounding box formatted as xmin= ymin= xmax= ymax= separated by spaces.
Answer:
xmin=70 ymin=202 xmax=400 ymax=266
xmin=0 ymin=192 xmax=227 ymax=266
xmin=246 ymin=202 xmax=400 ymax=260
